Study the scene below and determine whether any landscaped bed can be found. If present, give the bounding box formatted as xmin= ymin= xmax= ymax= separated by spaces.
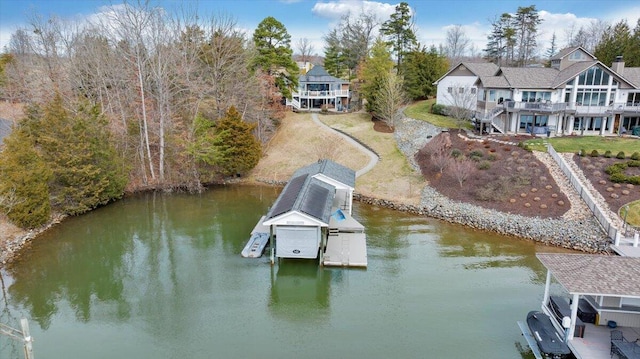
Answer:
xmin=415 ymin=129 xmax=570 ymax=219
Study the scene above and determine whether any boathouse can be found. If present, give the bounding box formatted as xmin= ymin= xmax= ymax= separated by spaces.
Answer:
xmin=535 ymin=253 xmax=640 ymax=358
xmin=262 ymin=159 xmax=367 ymax=267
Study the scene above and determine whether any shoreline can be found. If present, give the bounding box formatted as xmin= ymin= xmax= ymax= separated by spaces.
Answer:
xmin=0 ymin=115 xmax=614 ymax=267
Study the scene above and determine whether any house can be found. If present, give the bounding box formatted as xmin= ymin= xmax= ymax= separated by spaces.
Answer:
xmin=262 ymin=159 xmax=367 ymax=267
xmin=286 ymin=65 xmax=351 ymax=111
xmin=533 ymin=253 xmax=640 ymax=358
xmin=434 ymin=47 xmax=640 ymax=136
xmin=0 ymin=118 xmax=12 ymax=148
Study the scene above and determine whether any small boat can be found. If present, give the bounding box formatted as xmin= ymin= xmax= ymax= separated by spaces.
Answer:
xmin=241 ymin=232 xmax=270 ymax=258
xmin=526 ymin=311 xmax=571 ymax=359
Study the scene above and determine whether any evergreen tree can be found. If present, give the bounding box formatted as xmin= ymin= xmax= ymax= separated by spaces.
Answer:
xmin=402 ymin=45 xmax=449 ymax=100
xmin=251 ymin=16 xmax=299 ymax=98
xmin=323 ymin=30 xmax=348 ymax=78
xmin=37 ymin=95 xmax=126 ymax=215
xmin=595 ymin=20 xmax=640 ymax=67
xmin=358 ymin=38 xmax=394 ymax=112
xmin=188 ymin=113 xmax=226 ymax=184
xmin=514 ymin=5 xmax=541 ymax=67
xmin=0 ymin=127 xmax=52 ymax=228
xmin=214 ymin=106 xmax=262 ymax=177
xmin=380 ymin=2 xmax=417 ymax=69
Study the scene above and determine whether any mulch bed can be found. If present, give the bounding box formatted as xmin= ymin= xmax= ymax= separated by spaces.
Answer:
xmin=573 ymin=155 xmax=640 ymax=214
xmin=414 ymin=130 xmax=570 ymax=219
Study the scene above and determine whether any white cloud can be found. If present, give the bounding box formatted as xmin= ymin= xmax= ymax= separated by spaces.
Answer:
xmin=311 ymin=0 xmax=398 ymax=21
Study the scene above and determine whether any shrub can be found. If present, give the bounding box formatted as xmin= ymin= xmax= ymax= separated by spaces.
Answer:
xmin=450 ymin=148 xmax=462 ymax=158
xmin=487 ymin=153 xmax=498 ymax=161
xmin=589 ymin=149 xmax=599 ymax=157
xmin=431 ymin=103 xmax=447 ymax=115
xmin=477 ymin=160 xmax=491 ymax=170
xmin=632 ymin=152 xmax=640 ymax=160
xmin=469 ymin=150 xmax=484 ymax=157
xmin=604 ymin=150 xmax=612 ymax=158
xmin=616 ymin=151 xmax=626 ymax=159
xmin=578 ymin=149 xmax=586 ymax=157
xmin=606 ymin=160 xmax=640 ymax=185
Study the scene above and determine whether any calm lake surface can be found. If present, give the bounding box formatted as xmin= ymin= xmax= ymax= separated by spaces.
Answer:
xmin=0 ymin=185 xmax=571 ymax=358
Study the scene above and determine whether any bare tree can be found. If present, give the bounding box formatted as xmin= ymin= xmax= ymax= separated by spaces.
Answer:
xmin=443 ymin=83 xmax=477 ymax=128
xmin=296 ymin=37 xmax=314 ymax=65
xmin=444 ymin=25 xmax=471 ymax=62
xmin=448 ymin=158 xmax=476 ymax=187
xmin=372 ymin=70 xmax=406 ymax=130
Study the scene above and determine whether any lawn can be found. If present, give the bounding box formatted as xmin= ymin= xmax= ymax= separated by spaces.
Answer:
xmin=621 ymin=200 xmax=640 ymax=227
xmin=404 ymin=99 xmax=473 ymax=130
xmin=524 ymin=135 xmax=640 ymax=154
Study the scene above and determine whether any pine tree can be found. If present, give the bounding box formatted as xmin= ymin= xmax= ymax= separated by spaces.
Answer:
xmin=402 ymin=46 xmax=449 ymax=100
xmin=380 ymin=2 xmax=417 ymax=69
xmin=0 ymin=127 xmax=52 ymax=228
xmin=594 ymin=20 xmax=639 ymax=67
xmin=251 ymin=17 xmax=299 ymax=99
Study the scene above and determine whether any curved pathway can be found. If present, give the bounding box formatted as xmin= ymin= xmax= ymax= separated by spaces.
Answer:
xmin=310 ymin=113 xmax=378 ymax=177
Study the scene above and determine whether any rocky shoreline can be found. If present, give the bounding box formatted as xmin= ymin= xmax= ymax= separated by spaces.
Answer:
xmin=389 ymin=116 xmax=611 ymax=253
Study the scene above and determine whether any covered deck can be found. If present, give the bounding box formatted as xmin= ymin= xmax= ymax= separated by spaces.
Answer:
xmin=536 ymin=253 xmax=640 ymax=359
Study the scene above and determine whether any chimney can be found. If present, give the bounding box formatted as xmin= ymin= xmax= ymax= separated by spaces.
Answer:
xmin=612 ymin=55 xmax=625 ymax=75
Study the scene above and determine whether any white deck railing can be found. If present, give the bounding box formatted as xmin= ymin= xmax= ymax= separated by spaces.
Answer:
xmin=293 ymin=90 xmax=350 ymax=98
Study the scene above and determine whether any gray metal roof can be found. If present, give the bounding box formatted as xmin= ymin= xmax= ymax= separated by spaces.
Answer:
xmin=0 ymin=118 xmax=12 ymax=145
xmin=292 ymin=159 xmax=355 ymax=188
xmin=299 ymin=65 xmax=348 ymax=84
xmin=536 ymin=253 xmax=640 ymax=297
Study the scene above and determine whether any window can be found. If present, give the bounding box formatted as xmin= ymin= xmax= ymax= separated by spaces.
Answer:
xmin=578 ymin=66 xmax=610 ymax=86
xmin=447 ymin=87 xmax=453 ymax=94
xmin=569 ymin=51 xmax=586 ymax=60
xmin=522 ymin=91 xmax=551 ymax=102
xmin=459 ymin=87 xmax=465 ymax=94
xmin=576 ymin=89 xmax=608 ymax=105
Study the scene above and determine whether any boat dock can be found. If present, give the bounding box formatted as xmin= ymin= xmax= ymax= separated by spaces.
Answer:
xmin=517 ymin=321 xmax=543 ymax=359
xmin=241 ymin=216 xmax=270 ymax=258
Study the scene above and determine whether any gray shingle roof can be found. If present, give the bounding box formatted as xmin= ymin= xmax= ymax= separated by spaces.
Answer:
xmin=537 ymin=253 xmax=640 ymax=297
xmin=299 ymin=65 xmax=348 ymax=84
xmin=621 ymin=68 xmax=640 ymax=88
xmin=477 ymin=75 xmax=511 ymax=88
xmin=500 ymin=67 xmax=561 ymax=89
xmin=463 ymin=62 xmax=500 ymax=77
xmin=550 ymin=46 xmax=596 ymax=61
xmin=552 ymin=61 xmax=598 ymax=88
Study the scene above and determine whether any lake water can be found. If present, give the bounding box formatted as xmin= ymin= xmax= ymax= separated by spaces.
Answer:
xmin=0 ymin=185 xmax=570 ymax=358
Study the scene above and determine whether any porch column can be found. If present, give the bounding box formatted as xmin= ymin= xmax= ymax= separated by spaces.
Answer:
xmin=567 ymin=293 xmax=580 ymax=341
xmin=542 ymin=270 xmax=551 ymax=308
xmin=567 ymin=116 xmax=575 ymax=135
xmin=600 ymin=117 xmax=607 ymax=136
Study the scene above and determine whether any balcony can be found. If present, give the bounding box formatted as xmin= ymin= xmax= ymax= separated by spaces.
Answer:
xmin=293 ymin=90 xmax=350 ymax=99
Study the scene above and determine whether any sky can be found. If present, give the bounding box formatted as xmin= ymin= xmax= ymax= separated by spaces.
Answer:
xmin=0 ymin=0 xmax=639 ymax=57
